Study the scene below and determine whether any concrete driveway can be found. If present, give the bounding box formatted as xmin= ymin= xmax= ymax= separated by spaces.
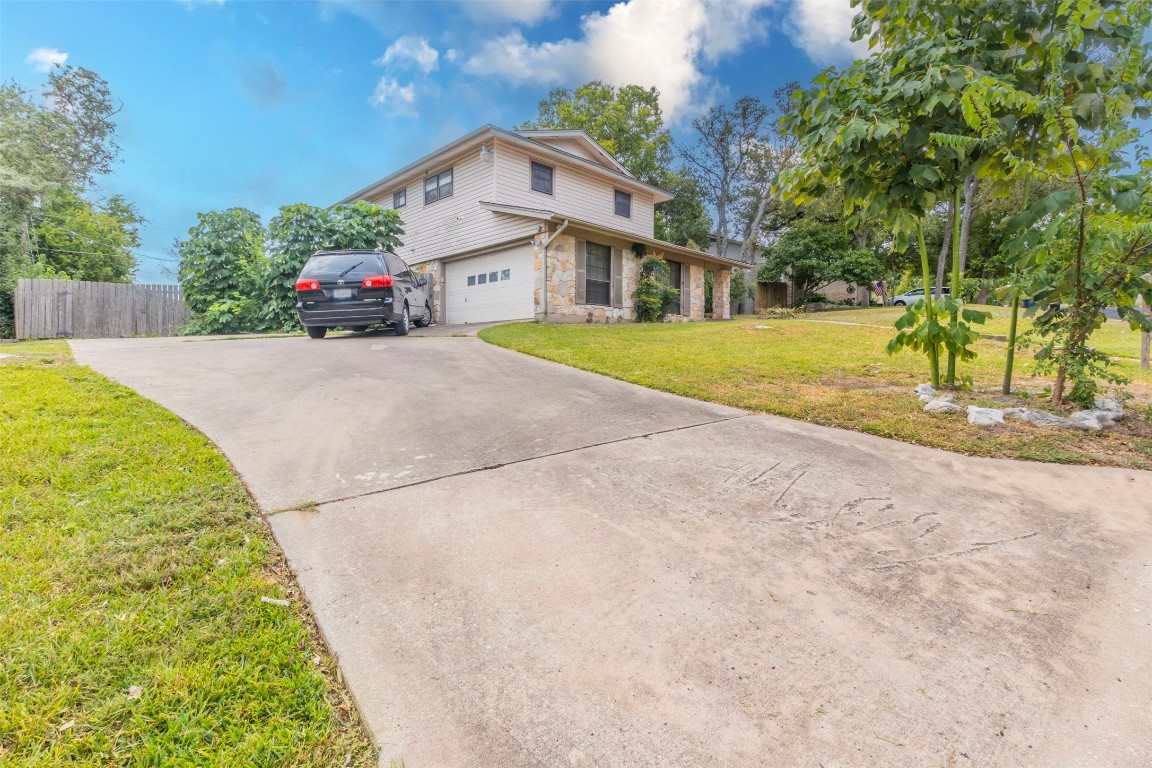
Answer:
xmin=72 ymin=332 xmax=1151 ymax=768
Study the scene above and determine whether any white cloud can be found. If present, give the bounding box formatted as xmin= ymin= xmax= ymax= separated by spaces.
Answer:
xmin=371 ymin=77 xmax=419 ymax=117
xmin=462 ymin=0 xmax=556 ymax=26
xmin=463 ymin=0 xmax=777 ymax=120
xmin=376 ymin=35 xmax=440 ymax=73
xmin=25 ymin=47 xmax=68 ymax=72
xmin=787 ymin=0 xmax=870 ymax=65
xmin=445 ymin=48 xmax=460 ymax=63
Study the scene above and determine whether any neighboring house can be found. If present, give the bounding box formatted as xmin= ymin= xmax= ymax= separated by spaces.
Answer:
xmin=338 ymin=125 xmax=746 ymax=324
xmin=709 ymin=235 xmax=867 ymax=310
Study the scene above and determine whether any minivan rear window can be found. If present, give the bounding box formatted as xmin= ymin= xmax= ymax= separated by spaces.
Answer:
xmin=300 ymin=253 xmax=384 ymax=280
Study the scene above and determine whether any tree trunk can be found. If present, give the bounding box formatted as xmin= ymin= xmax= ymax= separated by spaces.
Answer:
xmin=1002 ymin=292 xmax=1021 ymax=395
xmin=916 ymin=221 xmax=940 ymax=386
xmin=976 ymin=270 xmax=991 ymax=304
xmin=739 ymin=193 xmax=770 ymax=263
xmin=958 ymin=175 xmax=978 ymax=278
xmin=935 ymin=201 xmax=952 ymax=299
xmin=946 ymin=186 xmax=962 ymax=386
xmin=1143 ymin=299 xmax=1151 ymax=371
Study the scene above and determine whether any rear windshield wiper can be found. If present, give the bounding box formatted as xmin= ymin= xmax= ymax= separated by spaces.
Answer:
xmin=337 ymin=261 xmax=364 ymax=278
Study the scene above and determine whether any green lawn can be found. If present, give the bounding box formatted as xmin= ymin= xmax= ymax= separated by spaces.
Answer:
xmin=480 ymin=308 xmax=1152 ymax=469
xmin=0 ymin=341 xmax=376 ymax=766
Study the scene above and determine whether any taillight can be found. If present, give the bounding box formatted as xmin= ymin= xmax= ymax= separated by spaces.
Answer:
xmin=295 ymin=278 xmax=320 ymax=292
xmin=361 ymin=274 xmax=393 ymax=288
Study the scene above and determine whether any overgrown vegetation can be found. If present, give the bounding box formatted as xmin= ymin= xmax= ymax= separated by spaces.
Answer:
xmin=175 ymin=202 xmax=403 ymax=335
xmin=632 ymin=253 xmax=680 ymax=322
xmin=0 ymin=341 xmax=376 ymax=766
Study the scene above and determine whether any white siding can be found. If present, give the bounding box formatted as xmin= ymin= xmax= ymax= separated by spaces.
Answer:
xmin=492 ymin=139 xmax=655 ymax=239
xmin=365 ymin=143 xmax=537 ymax=265
xmin=527 ymin=136 xmax=612 ymax=167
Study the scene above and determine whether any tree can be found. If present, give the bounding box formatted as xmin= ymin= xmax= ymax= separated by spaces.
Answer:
xmin=176 ymin=209 xmax=267 ymax=335
xmin=757 ymin=220 xmax=882 ymax=306
xmin=681 ymin=86 xmax=802 ymax=265
xmin=0 ymin=66 xmax=125 ymax=337
xmin=30 ymin=189 xmax=141 ymax=282
xmin=261 ymin=202 xmax=404 ymax=331
xmin=41 ymin=66 xmax=121 ymax=191
xmin=517 ymin=81 xmax=672 ymax=185
xmin=654 ymin=168 xmax=711 ymax=247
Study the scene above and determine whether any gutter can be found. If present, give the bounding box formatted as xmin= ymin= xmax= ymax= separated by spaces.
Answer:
xmin=541 ymin=219 xmax=569 ymax=319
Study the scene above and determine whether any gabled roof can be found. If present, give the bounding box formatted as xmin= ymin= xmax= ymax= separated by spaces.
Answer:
xmin=337 ymin=125 xmax=672 ymax=206
xmin=512 ymin=129 xmax=634 ymax=177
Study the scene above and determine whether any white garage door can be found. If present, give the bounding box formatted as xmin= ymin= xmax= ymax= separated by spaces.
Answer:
xmin=445 ymin=245 xmax=535 ymax=324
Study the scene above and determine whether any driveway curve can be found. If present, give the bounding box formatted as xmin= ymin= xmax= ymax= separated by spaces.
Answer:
xmin=72 ymin=332 xmax=1152 ymax=768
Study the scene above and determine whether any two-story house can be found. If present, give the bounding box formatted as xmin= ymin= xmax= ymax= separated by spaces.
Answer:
xmin=338 ymin=125 xmax=746 ymax=325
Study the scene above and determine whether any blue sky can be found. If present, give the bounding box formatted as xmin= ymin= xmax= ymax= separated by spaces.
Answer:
xmin=2 ymin=0 xmax=866 ymax=283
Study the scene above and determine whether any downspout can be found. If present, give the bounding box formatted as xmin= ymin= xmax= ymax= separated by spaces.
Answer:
xmin=542 ymin=218 xmax=569 ymax=320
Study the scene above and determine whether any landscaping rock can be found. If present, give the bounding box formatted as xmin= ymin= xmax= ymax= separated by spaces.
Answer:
xmin=914 ymin=384 xmax=937 ymax=397
xmin=924 ymin=399 xmax=964 ymax=414
xmin=967 ymin=406 xmax=1006 ymax=426
xmin=1093 ymin=398 xmax=1124 ymax=422
xmin=1069 ymin=411 xmax=1109 ymax=430
xmin=1003 ymin=408 xmax=1077 ymax=429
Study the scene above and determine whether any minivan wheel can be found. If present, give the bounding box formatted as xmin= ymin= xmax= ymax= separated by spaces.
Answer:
xmin=413 ymin=303 xmax=432 ymax=327
xmin=306 ymin=326 xmax=327 ymax=339
xmin=893 ymin=300 xmax=906 ymax=306
xmin=394 ymin=305 xmax=410 ymax=336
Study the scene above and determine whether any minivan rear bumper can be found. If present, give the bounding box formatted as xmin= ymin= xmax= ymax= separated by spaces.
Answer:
xmin=297 ymin=299 xmax=394 ymax=327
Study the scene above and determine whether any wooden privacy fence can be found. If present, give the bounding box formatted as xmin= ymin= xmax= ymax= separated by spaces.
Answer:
xmin=14 ymin=279 xmax=191 ymax=340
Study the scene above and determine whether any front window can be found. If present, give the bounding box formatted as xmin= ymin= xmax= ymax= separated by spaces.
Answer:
xmin=393 ymin=188 xmax=406 ymax=208
xmin=424 ymin=168 xmax=453 ymax=204
xmin=585 ymin=242 xmax=611 ymax=306
xmin=614 ymin=189 xmax=632 ymax=218
xmin=531 ymin=161 xmax=554 ymax=195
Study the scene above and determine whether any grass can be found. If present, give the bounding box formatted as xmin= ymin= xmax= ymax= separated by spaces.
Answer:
xmin=0 ymin=341 xmax=377 ymax=766
xmin=479 ymin=306 xmax=1152 ymax=469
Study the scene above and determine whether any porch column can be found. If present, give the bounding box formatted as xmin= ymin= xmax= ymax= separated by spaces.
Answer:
xmin=713 ymin=269 xmax=731 ymax=320
xmin=688 ymin=264 xmax=706 ymax=320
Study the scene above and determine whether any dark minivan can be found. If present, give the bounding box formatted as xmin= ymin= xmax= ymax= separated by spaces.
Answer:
xmin=294 ymin=249 xmax=432 ymax=339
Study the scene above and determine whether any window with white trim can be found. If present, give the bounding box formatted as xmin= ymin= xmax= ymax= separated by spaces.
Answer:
xmin=585 ymin=242 xmax=611 ymax=306
xmin=424 ymin=168 xmax=453 ymax=204
xmin=614 ymin=189 xmax=632 ymax=218
xmin=393 ymin=188 xmax=406 ymax=208
xmin=531 ymin=161 xmax=554 ymax=195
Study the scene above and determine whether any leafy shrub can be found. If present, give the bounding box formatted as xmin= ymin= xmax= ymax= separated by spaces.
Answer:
xmin=176 ymin=208 xmax=266 ymax=334
xmin=633 ymin=254 xmax=680 ymax=322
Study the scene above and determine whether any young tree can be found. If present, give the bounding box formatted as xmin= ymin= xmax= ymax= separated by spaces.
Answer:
xmin=757 ymin=220 xmax=882 ymax=306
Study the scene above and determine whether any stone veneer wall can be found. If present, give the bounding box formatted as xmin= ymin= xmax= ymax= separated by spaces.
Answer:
xmin=688 ymin=264 xmax=706 ymax=320
xmin=420 ymin=260 xmax=442 ymax=324
xmin=712 ymin=268 xmax=731 ymax=320
xmin=535 ymin=233 xmax=640 ymax=323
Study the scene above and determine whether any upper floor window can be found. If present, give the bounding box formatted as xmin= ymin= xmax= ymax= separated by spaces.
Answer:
xmin=614 ymin=189 xmax=632 ymax=218
xmin=424 ymin=168 xmax=453 ymax=204
xmin=393 ymin=188 xmax=406 ymax=208
xmin=531 ymin=161 xmax=554 ymax=195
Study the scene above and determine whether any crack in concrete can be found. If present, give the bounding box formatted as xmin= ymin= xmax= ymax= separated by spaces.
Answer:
xmin=267 ymin=413 xmax=750 ymax=516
